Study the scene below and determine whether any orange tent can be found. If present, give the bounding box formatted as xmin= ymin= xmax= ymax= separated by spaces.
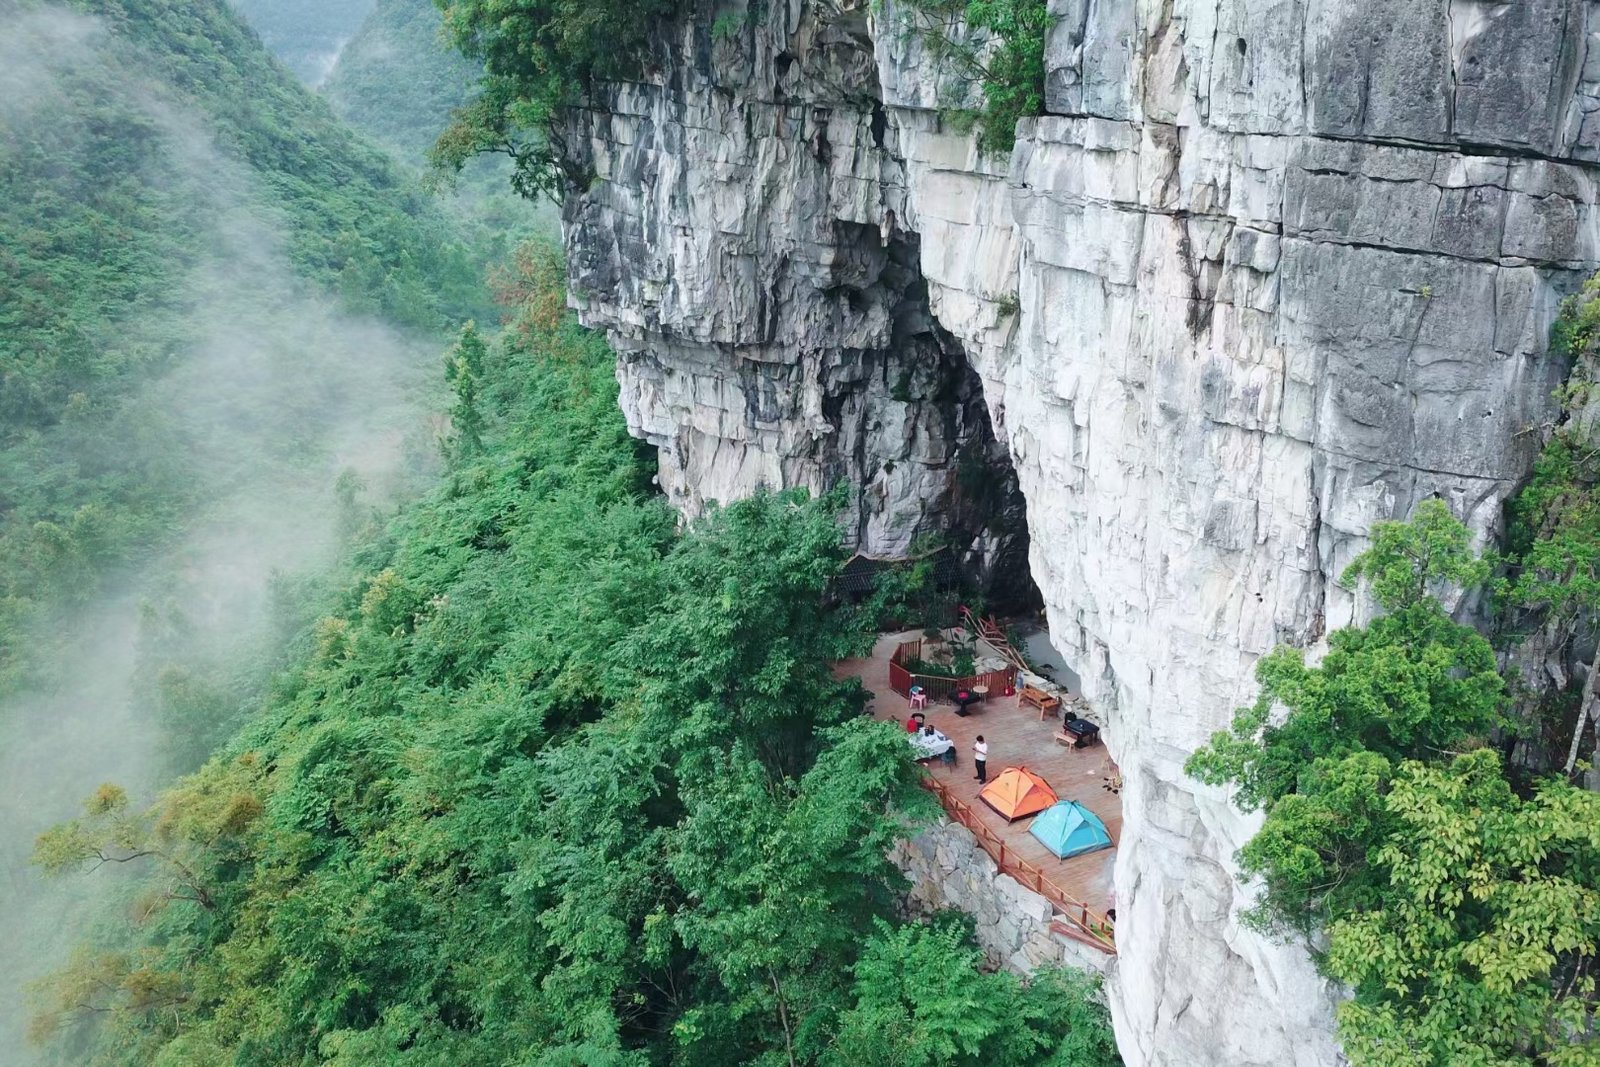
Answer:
xmin=979 ymin=767 xmax=1058 ymax=822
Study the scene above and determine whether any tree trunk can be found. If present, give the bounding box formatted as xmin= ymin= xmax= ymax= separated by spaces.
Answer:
xmin=1563 ymin=658 xmax=1600 ymax=779
xmin=1589 ymin=727 xmax=1600 ymax=792
xmin=768 ymin=969 xmax=798 ymax=1067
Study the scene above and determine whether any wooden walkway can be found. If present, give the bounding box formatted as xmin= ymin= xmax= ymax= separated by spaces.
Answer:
xmin=838 ymin=632 xmax=1121 ymax=950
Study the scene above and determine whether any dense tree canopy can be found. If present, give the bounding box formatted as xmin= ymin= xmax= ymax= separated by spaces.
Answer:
xmin=897 ymin=0 xmax=1051 ymax=155
xmin=1499 ymin=277 xmax=1600 ymax=775
xmin=431 ymin=0 xmax=676 ymax=199
xmin=32 ymin=244 xmax=1119 ymax=1067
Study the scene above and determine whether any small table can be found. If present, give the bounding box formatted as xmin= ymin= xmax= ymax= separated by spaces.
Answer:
xmin=1062 ymin=717 xmax=1101 ymax=748
xmin=971 ymin=684 xmax=989 ymax=703
xmin=951 ymin=689 xmax=980 ymax=716
xmin=910 ymin=728 xmax=954 ymax=761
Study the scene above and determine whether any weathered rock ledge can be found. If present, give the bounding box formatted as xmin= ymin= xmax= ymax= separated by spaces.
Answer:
xmin=561 ymin=5 xmax=1030 ymax=587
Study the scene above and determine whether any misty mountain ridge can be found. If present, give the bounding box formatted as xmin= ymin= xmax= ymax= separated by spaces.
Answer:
xmin=0 ymin=0 xmax=491 ymax=1059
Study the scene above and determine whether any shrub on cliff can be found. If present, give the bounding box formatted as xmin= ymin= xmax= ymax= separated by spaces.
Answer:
xmin=897 ymin=0 xmax=1051 ymax=155
xmin=1189 ymin=500 xmax=1600 ymax=1064
xmin=430 ymin=0 xmax=677 ymax=199
xmin=1499 ymin=275 xmax=1600 ymax=780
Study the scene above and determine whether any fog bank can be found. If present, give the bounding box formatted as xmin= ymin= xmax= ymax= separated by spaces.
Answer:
xmin=0 ymin=7 xmax=447 ymax=1060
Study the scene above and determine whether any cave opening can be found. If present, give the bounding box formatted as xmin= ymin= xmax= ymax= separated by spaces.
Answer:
xmin=942 ymin=350 xmax=1044 ymax=617
xmin=823 ymin=224 xmax=1045 ymax=619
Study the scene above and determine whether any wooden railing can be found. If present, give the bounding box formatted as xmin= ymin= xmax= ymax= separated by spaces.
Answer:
xmin=923 ymin=776 xmax=1116 ymax=954
xmin=889 ymin=639 xmax=1016 ymax=703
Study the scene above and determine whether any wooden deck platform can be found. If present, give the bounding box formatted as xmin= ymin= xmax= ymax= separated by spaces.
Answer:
xmin=838 ymin=631 xmax=1122 ymax=922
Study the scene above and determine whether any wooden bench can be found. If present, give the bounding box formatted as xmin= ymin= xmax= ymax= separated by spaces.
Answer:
xmin=1020 ymin=684 xmax=1060 ymax=720
xmin=1056 ymin=720 xmax=1102 ymax=749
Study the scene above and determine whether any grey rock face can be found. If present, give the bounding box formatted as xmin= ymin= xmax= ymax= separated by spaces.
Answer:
xmin=893 ymin=821 xmax=1114 ymax=976
xmin=560 ymin=1 xmax=1030 ymax=583
xmin=560 ymin=0 xmax=1600 ymax=1063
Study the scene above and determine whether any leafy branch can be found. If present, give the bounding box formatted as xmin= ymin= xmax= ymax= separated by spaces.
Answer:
xmin=897 ymin=0 xmax=1052 ymax=155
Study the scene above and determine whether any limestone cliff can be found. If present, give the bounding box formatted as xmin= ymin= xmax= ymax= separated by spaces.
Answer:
xmin=557 ymin=0 xmax=1600 ymax=1062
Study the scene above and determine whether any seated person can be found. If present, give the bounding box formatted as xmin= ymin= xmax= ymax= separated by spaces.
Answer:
xmin=905 ymin=712 xmax=926 ymax=733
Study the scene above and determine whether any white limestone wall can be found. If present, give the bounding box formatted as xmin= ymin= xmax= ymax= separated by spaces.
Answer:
xmin=893 ymin=819 xmax=1115 ymax=977
xmin=872 ymin=1 xmax=1600 ymax=1062
xmin=563 ymin=0 xmax=1600 ymax=1062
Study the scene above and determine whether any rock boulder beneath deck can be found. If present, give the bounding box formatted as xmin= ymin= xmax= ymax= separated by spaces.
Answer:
xmin=892 ymin=820 xmax=1113 ymax=976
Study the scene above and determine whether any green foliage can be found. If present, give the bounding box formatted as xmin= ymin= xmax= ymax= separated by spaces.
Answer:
xmin=1188 ymin=596 xmax=1506 ymax=931
xmin=444 ymin=321 xmax=489 ymax=458
xmin=1498 ymin=274 xmax=1600 ymax=777
xmin=1507 ymin=430 xmax=1600 ymax=623
xmin=432 ymin=0 xmax=677 ymax=199
xmin=899 ymin=0 xmax=1050 ymax=155
xmin=324 ymin=0 xmax=477 ymax=162
xmin=1504 ymin=280 xmax=1600 ymax=625
xmin=827 ymin=920 xmax=1120 ymax=1067
xmin=1188 ymin=502 xmax=1600 ymax=1063
xmin=1342 ymin=499 xmax=1492 ymax=613
xmin=227 ymin=0 xmax=375 ymax=83
xmin=35 ymin=245 xmax=1119 ymax=1066
xmin=904 ymin=656 xmax=961 ymax=679
xmin=32 ymin=757 xmax=266 ymax=924
xmin=1189 ymin=502 xmax=1504 ymax=821
xmin=711 ymin=11 xmax=747 ymax=40
xmin=78 ymin=0 xmax=486 ymax=327
xmin=1551 ymin=273 xmax=1600 ymax=364
xmin=1325 ymin=750 xmax=1600 ymax=1067
xmin=320 ymin=0 xmax=557 ymax=255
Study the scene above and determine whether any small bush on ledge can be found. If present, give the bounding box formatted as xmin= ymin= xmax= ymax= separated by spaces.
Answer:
xmin=898 ymin=0 xmax=1051 ymax=155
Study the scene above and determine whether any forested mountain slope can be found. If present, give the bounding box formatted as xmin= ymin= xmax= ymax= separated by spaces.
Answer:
xmin=0 ymin=0 xmax=486 ymax=690
xmin=319 ymin=0 xmax=555 ymax=259
xmin=27 ymin=247 xmax=1122 ymax=1067
xmin=0 ymin=0 xmax=493 ymax=1057
xmin=322 ymin=0 xmax=475 ymax=164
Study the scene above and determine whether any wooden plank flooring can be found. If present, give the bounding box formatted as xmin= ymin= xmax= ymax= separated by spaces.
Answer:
xmin=837 ymin=632 xmax=1121 ymax=914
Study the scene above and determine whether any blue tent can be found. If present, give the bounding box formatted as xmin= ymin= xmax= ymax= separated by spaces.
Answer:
xmin=1028 ymin=801 xmax=1113 ymax=859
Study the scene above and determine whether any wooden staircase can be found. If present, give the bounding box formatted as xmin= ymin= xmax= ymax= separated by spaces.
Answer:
xmin=959 ymin=606 xmax=1030 ymax=674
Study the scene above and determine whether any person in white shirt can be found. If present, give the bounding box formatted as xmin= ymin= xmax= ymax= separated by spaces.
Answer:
xmin=973 ymin=735 xmax=988 ymax=783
